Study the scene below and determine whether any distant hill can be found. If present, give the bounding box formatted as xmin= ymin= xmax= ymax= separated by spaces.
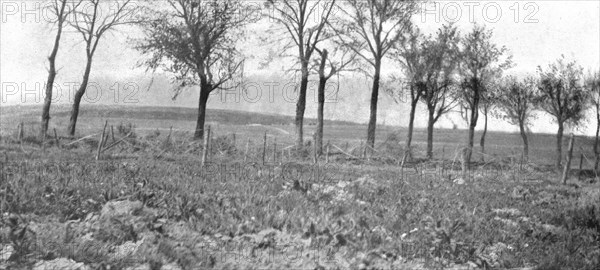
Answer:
xmin=0 ymin=104 xmax=361 ymax=127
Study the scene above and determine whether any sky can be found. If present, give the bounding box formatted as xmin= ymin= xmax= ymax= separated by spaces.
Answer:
xmin=1 ymin=0 xmax=599 ymax=135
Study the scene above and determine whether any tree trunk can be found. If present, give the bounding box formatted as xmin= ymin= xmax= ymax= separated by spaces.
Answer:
xmin=479 ymin=110 xmax=488 ymax=162
xmin=295 ymin=63 xmax=309 ymax=150
xmin=315 ymin=50 xmax=328 ymax=155
xmin=405 ymin=96 xmax=418 ymax=160
xmin=193 ymin=84 xmax=211 ymax=140
xmin=519 ymin=121 xmax=529 ymax=162
xmin=556 ymin=121 xmax=564 ymax=170
xmin=366 ymin=59 xmax=382 ymax=154
xmin=426 ymin=106 xmax=435 ymax=159
xmin=465 ymin=102 xmax=479 ymax=166
xmin=67 ymin=56 xmax=93 ymax=137
xmin=41 ymin=1 xmax=67 ymax=138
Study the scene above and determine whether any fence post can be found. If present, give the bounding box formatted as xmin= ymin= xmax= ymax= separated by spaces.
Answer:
xmin=461 ymin=148 xmax=468 ymax=181
xmin=360 ymin=141 xmax=365 ymax=159
xmin=562 ymin=134 xmax=575 ymax=185
xmin=244 ymin=138 xmax=250 ymax=163
xmin=442 ymin=146 xmax=446 ymax=160
xmin=262 ymin=131 xmax=267 ymax=165
xmin=53 ymin=128 xmax=60 ymax=148
xmin=96 ymin=120 xmax=108 ymax=160
xmin=313 ymin=139 xmax=318 ymax=164
xmin=232 ymin=133 xmax=236 ymax=148
xmin=202 ymin=126 xmax=211 ymax=167
xmin=272 ymin=137 xmax=277 ymax=163
xmin=326 ymin=141 xmax=330 ymax=163
xmin=520 ymin=151 xmax=524 ymax=171
xmin=578 ymin=153 xmax=584 ymax=181
xmin=18 ymin=121 xmax=24 ymax=142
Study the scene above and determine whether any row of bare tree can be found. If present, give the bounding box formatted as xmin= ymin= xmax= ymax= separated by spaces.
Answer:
xmin=40 ymin=0 xmax=600 ymax=172
xmin=384 ymin=23 xmax=599 ymax=171
xmin=41 ymin=0 xmax=138 ymax=137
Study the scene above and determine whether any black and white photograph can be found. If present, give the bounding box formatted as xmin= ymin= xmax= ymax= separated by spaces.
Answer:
xmin=0 ymin=0 xmax=599 ymax=269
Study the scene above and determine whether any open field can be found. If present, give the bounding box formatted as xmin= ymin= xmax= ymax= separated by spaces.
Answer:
xmin=0 ymin=105 xmax=599 ymax=269
xmin=0 ymin=104 xmax=596 ymax=167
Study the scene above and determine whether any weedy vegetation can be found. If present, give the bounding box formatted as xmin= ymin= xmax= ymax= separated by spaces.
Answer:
xmin=0 ymin=117 xmax=598 ymax=270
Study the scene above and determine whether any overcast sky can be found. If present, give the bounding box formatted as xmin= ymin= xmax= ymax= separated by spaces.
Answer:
xmin=1 ymin=1 xmax=599 ymax=135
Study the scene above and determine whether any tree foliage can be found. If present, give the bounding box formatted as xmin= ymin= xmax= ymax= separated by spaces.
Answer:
xmin=494 ymin=76 xmax=537 ymax=127
xmin=137 ymin=0 xmax=247 ymax=97
xmin=457 ymin=24 xmax=512 ymax=165
xmin=388 ymin=24 xmax=460 ymax=159
xmin=136 ymin=0 xmax=250 ymax=139
xmin=535 ymin=56 xmax=590 ymax=168
xmin=536 ymin=56 xmax=588 ymax=128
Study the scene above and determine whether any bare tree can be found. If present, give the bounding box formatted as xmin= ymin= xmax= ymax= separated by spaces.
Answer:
xmin=136 ymin=0 xmax=249 ymax=140
xmin=265 ymin=0 xmax=336 ymax=150
xmin=332 ymin=0 xmax=418 ymax=155
xmin=585 ymin=70 xmax=600 ymax=172
xmin=457 ymin=24 xmax=512 ymax=166
xmin=493 ymin=75 xmax=538 ymax=161
xmin=67 ymin=0 xmax=139 ymax=136
xmin=313 ymin=46 xmax=356 ymax=155
xmin=536 ymin=56 xmax=589 ymax=170
xmin=41 ymin=0 xmax=78 ymax=138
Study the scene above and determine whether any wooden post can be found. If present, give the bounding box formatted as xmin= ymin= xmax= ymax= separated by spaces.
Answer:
xmin=262 ymin=131 xmax=267 ymax=165
xmin=207 ymin=126 xmax=211 ymax=159
xmin=110 ymin=126 xmax=115 ymax=142
xmin=202 ymin=126 xmax=211 ymax=167
xmin=167 ymin=126 xmax=173 ymax=141
xmin=326 ymin=141 xmax=330 ymax=163
xmin=96 ymin=121 xmax=108 ymax=160
xmin=344 ymin=142 xmax=349 ymax=151
xmin=520 ymin=151 xmax=524 ymax=171
xmin=244 ymin=138 xmax=250 ymax=163
xmin=18 ymin=121 xmax=24 ymax=141
xmin=562 ymin=134 xmax=575 ymax=185
xmin=461 ymin=148 xmax=468 ymax=181
xmin=41 ymin=123 xmax=47 ymax=150
xmin=578 ymin=153 xmax=584 ymax=181
xmin=53 ymin=128 xmax=60 ymax=148
xmin=313 ymin=140 xmax=318 ymax=164
xmin=102 ymin=124 xmax=109 ymax=148
xmin=442 ymin=146 xmax=446 ymax=160
xmin=359 ymin=141 xmax=364 ymax=159
xmin=232 ymin=133 xmax=236 ymax=148
xmin=272 ymin=137 xmax=277 ymax=163
xmin=400 ymin=151 xmax=408 ymax=169
xmin=41 ymin=131 xmax=47 ymax=152
xmin=361 ymin=143 xmax=369 ymax=159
